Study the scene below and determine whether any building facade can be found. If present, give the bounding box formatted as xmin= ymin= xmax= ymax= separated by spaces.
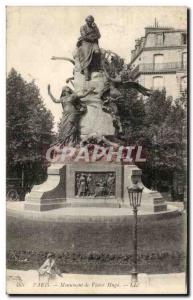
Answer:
xmin=130 ymin=25 xmax=187 ymax=99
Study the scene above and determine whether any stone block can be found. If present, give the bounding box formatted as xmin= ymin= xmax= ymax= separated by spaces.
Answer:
xmin=24 ymin=162 xmax=167 ymax=213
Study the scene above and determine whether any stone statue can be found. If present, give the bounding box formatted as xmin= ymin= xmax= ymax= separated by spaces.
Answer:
xmin=49 ymin=17 xmax=153 ymax=143
xmin=102 ymin=51 xmax=125 ymax=78
xmin=94 ymin=178 xmax=106 ymax=197
xmin=98 ymin=64 xmax=152 ymax=134
xmin=25 ymin=16 xmax=168 ymax=215
xmin=102 ymin=65 xmax=152 ymax=97
xmin=102 ymin=96 xmax=123 ymax=134
xmin=48 ymin=84 xmax=95 ymax=146
xmin=76 ymin=15 xmax=101 ymax=81
xmin=107 ymin=173 xmax=116 ymax=196
xmin=77 ymin=174 xmax=87 ymax=197
xmin=75 ymin=172 xmax=117 ymax=198
xmin=85 ymin=173 xmax=93 ymax=196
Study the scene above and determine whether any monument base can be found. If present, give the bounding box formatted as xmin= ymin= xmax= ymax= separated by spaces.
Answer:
xmin=24 ymin=162 xmax=167 ymax=213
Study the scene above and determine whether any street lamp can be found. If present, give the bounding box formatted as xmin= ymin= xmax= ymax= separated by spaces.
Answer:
xmin=127 ymin=180 xmax=143 ymax=287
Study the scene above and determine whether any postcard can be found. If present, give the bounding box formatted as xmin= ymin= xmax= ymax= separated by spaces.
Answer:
xmin=6 ymin=6 xmax=188 ymax=295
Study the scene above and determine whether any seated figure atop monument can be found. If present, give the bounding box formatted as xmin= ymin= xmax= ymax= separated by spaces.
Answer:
xmin=77 ymin=15 xmax=101 ymax=81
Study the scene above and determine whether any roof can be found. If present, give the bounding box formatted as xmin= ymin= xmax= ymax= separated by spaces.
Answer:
xmin=130 ymin=26 xmax=187 ymax=64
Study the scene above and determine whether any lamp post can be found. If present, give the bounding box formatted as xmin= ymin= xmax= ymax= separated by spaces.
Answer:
xmin=127 ymin=181 xmax=143 ymax=287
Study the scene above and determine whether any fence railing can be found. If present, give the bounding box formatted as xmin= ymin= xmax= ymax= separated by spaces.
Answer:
xmin=131 ymin=62 xmax=187 ymax=78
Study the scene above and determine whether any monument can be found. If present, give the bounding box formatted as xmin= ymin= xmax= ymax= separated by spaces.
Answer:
xmin=24 ymin=16 xmax=167 ymax=213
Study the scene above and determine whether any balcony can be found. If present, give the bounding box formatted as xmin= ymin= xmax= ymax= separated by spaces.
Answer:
xmin=131 ymin=62 xmax=187 ymax=79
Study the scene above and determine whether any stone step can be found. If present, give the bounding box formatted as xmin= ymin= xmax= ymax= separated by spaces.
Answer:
xmin=153 ymin=198 xmax=166 ymax=205
xmin=154 ymin=204 xmax=167 ymax=212
xmin=66 ymin=202 xmax=120 ymax=208
xmin=66 ymin=198 xmax=121 ymax=208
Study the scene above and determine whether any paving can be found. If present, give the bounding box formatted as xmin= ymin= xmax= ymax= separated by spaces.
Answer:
xmin=7 ymin=201 xmax=182 ymax=221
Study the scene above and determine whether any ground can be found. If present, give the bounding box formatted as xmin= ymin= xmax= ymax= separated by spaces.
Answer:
xmin=7 ymin=202 xmax=187 ymax=275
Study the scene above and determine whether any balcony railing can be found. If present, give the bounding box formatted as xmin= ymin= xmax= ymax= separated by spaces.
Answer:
xmin=131 ymin=62 xmax=187 ymax=78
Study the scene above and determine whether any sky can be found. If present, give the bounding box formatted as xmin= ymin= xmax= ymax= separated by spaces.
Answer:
xmin=7 ymin=6 xmax=187 ymax=130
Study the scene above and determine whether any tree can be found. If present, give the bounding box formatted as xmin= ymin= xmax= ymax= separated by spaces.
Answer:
xmin=140 ymin=89 xmax=185 ymax=198
xmin=118 ymin=89 xmax=146 ymax=143
xmin=7 ymin=69 xmax=54 ymax=198
xmin=119 ymin=86 xmax=185 ymax=198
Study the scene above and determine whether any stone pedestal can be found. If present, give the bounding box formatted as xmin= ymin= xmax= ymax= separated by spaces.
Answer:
xmin=24 ymin=164 xmax=67 ymax=211
xmin=24 ymin=162 xmax=167 ymax=212
xmin=123 ymin=165 xmax=167 ymax=212
xmin=80 ymin=98 xmax=115 ymax=137
xmin=80 ymin=72 xmax=115 ymax=137
xmin=74 ymin=69 xmax=115 ymax=138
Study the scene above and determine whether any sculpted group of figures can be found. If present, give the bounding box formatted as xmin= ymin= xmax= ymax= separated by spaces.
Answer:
xmin=48 ymin=15 xmax=152 ymax=147
xmin=75 ymin=172 xmax=116 ymax=198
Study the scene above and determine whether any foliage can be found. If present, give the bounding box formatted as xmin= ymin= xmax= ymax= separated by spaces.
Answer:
xmin=121 ymin=87 xmax=186 ymax=195
xmin=7 ymin=69 xmax=54 ymax=195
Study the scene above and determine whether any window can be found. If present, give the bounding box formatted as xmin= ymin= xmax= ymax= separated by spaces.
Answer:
xmin=153 ymin=54 xmax=164 ymax=70
xmin=153 ymin=76 xmax=164 ymax=90
xmin=156 ymin=33 xmax=164 ymax=46
xmin=182 ymin=52 xmax=187 ymax=69
xmin=180 ymin=76 xmax=187 ymax=92
xmin=181 ymin=33 xmax=187 ymax=45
